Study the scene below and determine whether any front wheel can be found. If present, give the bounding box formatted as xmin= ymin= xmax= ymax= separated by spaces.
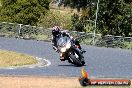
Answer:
xmin=69 ymin=53 xmax=85 ymax=66
xmin=80 ymin=57 xmax=85 ymax=66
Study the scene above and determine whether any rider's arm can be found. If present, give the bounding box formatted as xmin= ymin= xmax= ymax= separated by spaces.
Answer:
xmin=61 ymin=31 xmax=73 ymax=39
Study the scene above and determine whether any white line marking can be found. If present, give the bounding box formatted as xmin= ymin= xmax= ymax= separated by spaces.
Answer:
xmin=43 ymin=59 xmax=51 ymax=66
xmin=8 ymin=68 xmax=15 ymax=69
xmin=0 ymin=57 xmax=51 ymax=69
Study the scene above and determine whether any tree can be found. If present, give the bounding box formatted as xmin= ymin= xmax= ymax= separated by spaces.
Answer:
xmin=97 ymin=0 xmax=132 ymax=36
xmin=61 ymin=0 xmax=132 ymax=36
xmin=0 ymin=0 xmax=50 ymax=25
xmin=38 ymin=10 xmax=72 ymax=29
xmin=57 ymin=0 xmax=97 ymax=32
xmin=71 ymin=13 xmax=85 ymax=32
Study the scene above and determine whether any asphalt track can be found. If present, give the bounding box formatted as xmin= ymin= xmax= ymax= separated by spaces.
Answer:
xmin=0 ymin=37 xmax=132 ymax=78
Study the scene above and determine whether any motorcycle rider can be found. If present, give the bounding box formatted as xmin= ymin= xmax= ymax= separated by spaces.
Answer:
xmin=52 ymin=26 xmax=86 ymax=53
xmin=52 ymin=26 xmax=62 ymax=51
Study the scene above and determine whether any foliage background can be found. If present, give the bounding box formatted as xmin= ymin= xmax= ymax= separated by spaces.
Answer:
xmin=0 ymin=0 xmax=50 ymax=25
xmin=59 ymin=0 xmax=132 ymax=36
xmin=38 ymin=8 xmax=73 ymax=29
xmin=0 ymin=0 xmax=132 ymax=37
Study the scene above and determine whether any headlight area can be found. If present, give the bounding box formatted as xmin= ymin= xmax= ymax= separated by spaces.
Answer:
xmin=66 ymin=42 xmax=71 ymax=49
xmin=60 ymin=47 xmax=66 ymax=52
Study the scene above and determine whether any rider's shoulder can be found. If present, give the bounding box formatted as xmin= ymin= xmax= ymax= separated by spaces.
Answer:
xmin=61 ymin=30 xmax=69 ymax=34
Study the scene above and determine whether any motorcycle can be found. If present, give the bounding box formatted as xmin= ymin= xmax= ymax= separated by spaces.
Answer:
xmin=56 ymin=36 xmax=85 ymax=66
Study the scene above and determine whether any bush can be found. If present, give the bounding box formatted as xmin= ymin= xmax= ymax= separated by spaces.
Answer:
xmin=71 ymin=13 xmax=85 ymax=32
xmin=38 ymin=9 xmax=72 ymax=29
xmin=0 ymin=0 xmax=50 ymax=25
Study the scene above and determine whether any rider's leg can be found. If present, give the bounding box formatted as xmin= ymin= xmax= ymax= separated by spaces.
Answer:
xmin=52 ymin=37 xmax=58 ymax=51
xmin=74 ymin=39 xmax=82 ymax=49
xmin=74 ymin=39 xmax=86 ymax=53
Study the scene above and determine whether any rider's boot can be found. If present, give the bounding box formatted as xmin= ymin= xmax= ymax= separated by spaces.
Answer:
xmin=80 ymin=49 xmax=86 ymax=54
xmin=77 ymin=45 xmax=86 ymax=54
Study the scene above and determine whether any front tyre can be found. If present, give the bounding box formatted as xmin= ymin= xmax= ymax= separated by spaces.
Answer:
xmin=69 ymin=53 xmax=84 ymax=66
xmin=80 ymin=57 xmax=85 ymax=66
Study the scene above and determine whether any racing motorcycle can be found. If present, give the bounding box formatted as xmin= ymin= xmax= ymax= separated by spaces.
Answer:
xmin=55 ymin=36 xmax=85 ymax=66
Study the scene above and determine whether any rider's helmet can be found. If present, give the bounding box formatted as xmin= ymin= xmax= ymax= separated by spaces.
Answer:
xmin=52 ymin=26 xmax=61 ymax=37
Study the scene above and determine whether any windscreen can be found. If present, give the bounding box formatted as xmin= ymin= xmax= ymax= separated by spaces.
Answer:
xmin=57 ymin=36 xmax=69 ymax=47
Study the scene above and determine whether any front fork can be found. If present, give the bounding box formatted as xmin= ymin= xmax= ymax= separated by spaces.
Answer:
xmin=72 ymin=47 xmax=84 ymax=59
xmin=59 ymin=47 xmax=83 ymax=61
xmin=60 ymin=52 xmax=65 ymax=61
xmin=59 ymin=49 xmax=71 ymax=61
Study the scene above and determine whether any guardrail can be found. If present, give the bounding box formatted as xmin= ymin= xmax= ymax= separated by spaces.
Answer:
xmin=0 ymin=22 xmax=132 ymax=50
xmin=0 ymin=22 xmax=52 ymax=41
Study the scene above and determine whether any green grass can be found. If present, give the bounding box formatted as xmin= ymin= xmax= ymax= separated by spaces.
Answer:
xmin=0 ymin=0 xmax=1 ymax=6
xmin=0 ymin=50 xmax=37 ymax=67
xmin=124 ymin=42 xmax=132 ymax=50
xmin=28 ymin=33 xmax=49 ymax=40
xmin=1 ymin=32 xmax=16 ymax=37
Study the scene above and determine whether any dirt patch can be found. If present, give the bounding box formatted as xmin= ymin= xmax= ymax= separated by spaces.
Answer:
xmin=0 ymin=76 xmax=81 ymax=88
xmin=0 ymin=76 xmax=131 ymax=88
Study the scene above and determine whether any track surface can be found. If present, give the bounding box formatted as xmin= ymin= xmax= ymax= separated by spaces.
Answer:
xmin=0 ymin=37 xmax=132 ymax=78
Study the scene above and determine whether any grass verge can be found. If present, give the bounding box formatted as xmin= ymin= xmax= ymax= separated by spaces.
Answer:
xmin=0 ymin=50 xmax=37 ymax=67
xmin=124 ymin=42 xmax=132 ymax=49
xmin=0 ymin=0 xmax=1 ymax=6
